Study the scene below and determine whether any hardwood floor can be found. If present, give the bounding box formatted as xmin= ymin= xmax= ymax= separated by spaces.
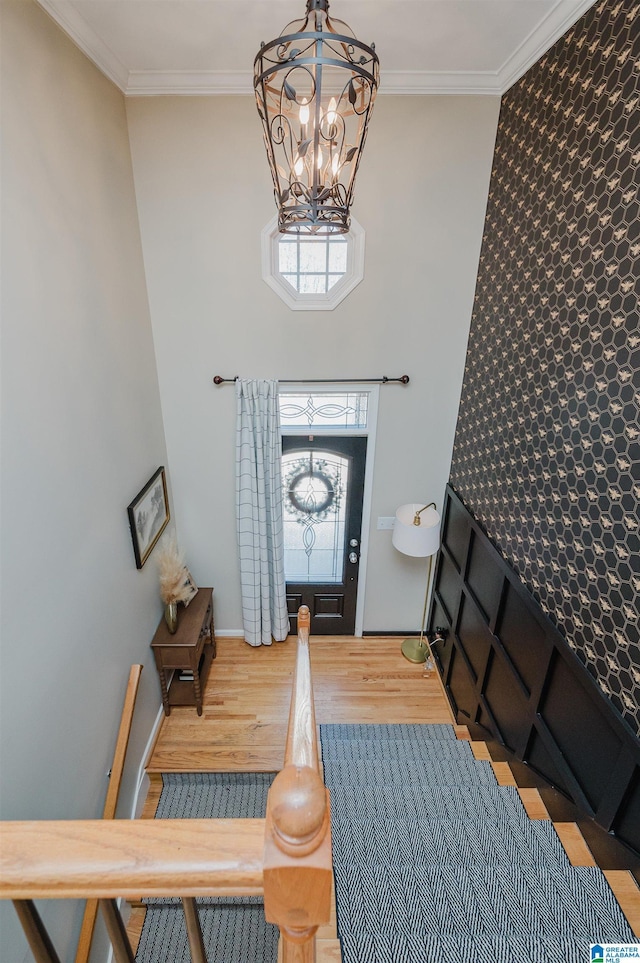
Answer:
xmin=147 ymin=634 xmax=454 ymax=773
xmin=137 ymin=633 xmax=640 ymax=950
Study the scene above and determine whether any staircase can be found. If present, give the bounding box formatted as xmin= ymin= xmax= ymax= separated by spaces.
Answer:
xmin=129 ymin=723 xmax=639 ymax=962
xmin=136 ymin=774 xmax=278 ymax=963
xmin=320 ymin=723 xmax=639 ymax=963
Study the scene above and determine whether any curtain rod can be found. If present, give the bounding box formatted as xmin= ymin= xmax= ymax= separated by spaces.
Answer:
xmin=213 ymin=375 xmax=410 ymax=386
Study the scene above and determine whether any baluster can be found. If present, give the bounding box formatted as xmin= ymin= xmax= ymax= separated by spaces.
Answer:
xmin=99 ymin=899 xmax=135 ymax=963
xmin=12 ymin=901 xmax=62 ymax=963
xmin=181 ymin=897 xmax=207 ymax=963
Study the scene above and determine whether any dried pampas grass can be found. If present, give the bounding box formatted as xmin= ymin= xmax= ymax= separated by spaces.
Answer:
xmin=157 ymin=536 xmax=196 ymax=605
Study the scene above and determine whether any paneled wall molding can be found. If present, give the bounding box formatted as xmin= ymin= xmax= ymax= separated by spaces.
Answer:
xmin=429 ymin=485 xmax=640 ymax=859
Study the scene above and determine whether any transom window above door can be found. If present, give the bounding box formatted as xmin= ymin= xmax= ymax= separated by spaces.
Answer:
xmin=261 ymin=216 xmax=365 ymax=311
xmin=279 ymin=391 xmax=369 ymax=430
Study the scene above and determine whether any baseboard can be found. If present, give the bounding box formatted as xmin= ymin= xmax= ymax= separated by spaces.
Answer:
xmin=214 ymin=629 xmax=245 ymax=638
xmin=362 ymin=631 xmax=421 ymax=637
xmin=130 ymin=704 xmax=165 ymax=820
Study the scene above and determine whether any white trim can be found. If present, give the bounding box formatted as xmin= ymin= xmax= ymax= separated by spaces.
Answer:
xmin=354 ymin=386 xmax=379 ymax=638
xmin=124 ymin=69 xmax=505 ymax=97
xmin=129 ymin=704 xmax=165 ymax=819
xmin=279 ymin=382 xmax=379 ymax=638
xmin=380 ymin=70 xmax=502 ymax=96
xmin=36 ymin=0 xmax=130 ymax=92
xmin=35 ymin=0 xmax=598 ymax=98
xmin=497 ymin=0 xmax=598 ymax=93
xmin=126 ymin=69 xmax=250 ymax=96
xmin=214 ymin=629 xmax=246 ymax=638
xmin=261 ymin=216 xmax=365 ymax=312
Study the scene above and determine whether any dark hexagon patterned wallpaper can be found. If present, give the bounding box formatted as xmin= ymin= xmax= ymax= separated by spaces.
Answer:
xmin=449 ymin=0 xmax=639 ymax=735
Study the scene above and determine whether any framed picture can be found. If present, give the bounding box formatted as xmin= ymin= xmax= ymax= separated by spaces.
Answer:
xmin=127 ymin=467 xmax=170 ymax=569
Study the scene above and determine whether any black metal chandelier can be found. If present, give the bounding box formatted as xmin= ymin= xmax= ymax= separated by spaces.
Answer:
xmin=254 ymin=0 xmax=379 ymax=236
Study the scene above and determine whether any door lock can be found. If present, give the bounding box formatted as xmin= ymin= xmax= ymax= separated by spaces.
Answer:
xmin=349 ymin=552 xmax=359 ymax=564
xmin=349 ymin=538 xmax=359 ymax=548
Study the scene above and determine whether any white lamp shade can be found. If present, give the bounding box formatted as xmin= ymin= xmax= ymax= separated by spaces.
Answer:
xmin=392 ymin=503 xmax=441 ymax=558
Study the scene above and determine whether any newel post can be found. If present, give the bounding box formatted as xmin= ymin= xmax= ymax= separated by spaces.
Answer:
xmin=263 ymin=765 xmax=332 ymax=962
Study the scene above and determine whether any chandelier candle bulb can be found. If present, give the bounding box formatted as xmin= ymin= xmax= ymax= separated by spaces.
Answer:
xmin=254 ymin=0 xmax=379 ymax=235
xmin=299 ymin=98 xmax=310 ymax=131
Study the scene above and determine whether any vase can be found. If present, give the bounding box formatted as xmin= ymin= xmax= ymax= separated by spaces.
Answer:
xmin=164 ymin=601 xmax=178 ymax=634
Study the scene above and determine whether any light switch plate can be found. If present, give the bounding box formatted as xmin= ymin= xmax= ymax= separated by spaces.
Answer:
xmin=377 ymin=516 xmax=395 ymax=530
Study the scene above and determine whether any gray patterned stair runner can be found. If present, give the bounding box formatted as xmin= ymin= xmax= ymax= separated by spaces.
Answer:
xmin=136 ymin=726 xmax=638 ymax=962
xmin=320 ymin=722 xmax=639 ymax=963
xmin=134 ymin=772 xmax=278 ymax=962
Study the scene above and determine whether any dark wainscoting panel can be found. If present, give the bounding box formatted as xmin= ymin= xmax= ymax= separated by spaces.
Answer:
xmin=428 ymin=484 xmax=640 ymax=859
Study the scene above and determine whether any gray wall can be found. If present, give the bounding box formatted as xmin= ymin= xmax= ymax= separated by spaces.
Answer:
xmin=126 ymin=93 xmax=500 ymax=633
xmin=1 ymin=2 xmax=170 ymax=959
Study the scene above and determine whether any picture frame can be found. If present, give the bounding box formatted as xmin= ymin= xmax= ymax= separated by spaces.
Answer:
xmin=127 ymin=467 xmax=170 ymax=569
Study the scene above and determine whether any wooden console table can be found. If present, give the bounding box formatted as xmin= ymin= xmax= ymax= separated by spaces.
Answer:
xmin=151 ymin=587 xmax=215 ymax=716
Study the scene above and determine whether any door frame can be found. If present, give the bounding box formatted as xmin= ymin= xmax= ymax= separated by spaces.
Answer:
xmin=280 ymin=383 xmax=379 ymax=637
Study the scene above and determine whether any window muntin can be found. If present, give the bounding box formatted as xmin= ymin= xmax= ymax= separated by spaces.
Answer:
xmin=261 ymin=215 xmax=364 ymax=310
xmin=279 ymin=234 xmax=348 ymax=295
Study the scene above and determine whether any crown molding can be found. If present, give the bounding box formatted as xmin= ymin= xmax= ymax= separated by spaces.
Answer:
xmin=126 ymin=70 xmax=251 ymax=96
xmin=497 ymin=0 xmax=598 ymax=92
xmin=125 ymin=68 xmax=505 ymax=97
xmin=36 ymin=0 xmax=130 ymax=91
xmin=36 ymin=0 xmax=598 ymax=98
xmin=379 ymin=71 xmax=502 ymax=96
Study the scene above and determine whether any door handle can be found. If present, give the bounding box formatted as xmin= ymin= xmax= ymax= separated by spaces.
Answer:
xmin=349 ymin=552 xmax=359 ymax=564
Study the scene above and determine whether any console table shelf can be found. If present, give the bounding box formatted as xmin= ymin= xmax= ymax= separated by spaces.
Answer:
xmin=150 ymin=587 xmax=214 ymax=716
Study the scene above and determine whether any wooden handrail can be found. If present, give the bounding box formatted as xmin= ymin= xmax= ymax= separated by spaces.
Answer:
xmin=76 ymin=664 xmax=142 ymax=963
xmin=0 ymin=818 xmax=265 ymax=900
xmin=263 ymin=606 xmax=332 ymax=963
xmin=283 ymin=606 xmax=319 ymax=773
xmin=2 ymin=605 xmax=331 ymax=963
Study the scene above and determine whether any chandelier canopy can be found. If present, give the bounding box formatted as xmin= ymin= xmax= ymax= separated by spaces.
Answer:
xmin=254 ymin=0 xmax=379 ymax=236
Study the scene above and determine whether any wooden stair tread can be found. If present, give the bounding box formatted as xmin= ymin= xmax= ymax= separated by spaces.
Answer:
xmin=554 ymin=823 xmax=597 ymax=866
xmin=316 ymin=940 xmax=342 ymax=962
xmin=604 ymin=871 xmax=640 ymax=938
xmin=146 ymin=748 xmax=284 ymax=773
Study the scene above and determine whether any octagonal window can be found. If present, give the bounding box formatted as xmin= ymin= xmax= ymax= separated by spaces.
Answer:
xmin=262 ymin=215 xmax=365 ymax=311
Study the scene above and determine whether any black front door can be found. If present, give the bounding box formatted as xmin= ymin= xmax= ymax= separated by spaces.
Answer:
xmin=282 ymin=435 xmax=367 ymax=635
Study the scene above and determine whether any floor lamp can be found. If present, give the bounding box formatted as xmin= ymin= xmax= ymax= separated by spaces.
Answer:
xmin=392 ymin=502 xmax=441 ymax=664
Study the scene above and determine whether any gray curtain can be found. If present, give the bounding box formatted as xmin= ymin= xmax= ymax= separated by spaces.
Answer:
xmin=236 ymin=379 xmax=289 ymax=646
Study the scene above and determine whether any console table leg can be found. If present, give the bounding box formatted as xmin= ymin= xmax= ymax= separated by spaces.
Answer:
xmin=193 ymin=670 xmax=203 ymax=716
xmin=159 ymin=668 xmax=170 ymax=716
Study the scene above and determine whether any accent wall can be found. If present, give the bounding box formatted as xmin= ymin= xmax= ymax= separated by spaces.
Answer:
xmin=450 ymin=0 xmax=639 ymax=735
